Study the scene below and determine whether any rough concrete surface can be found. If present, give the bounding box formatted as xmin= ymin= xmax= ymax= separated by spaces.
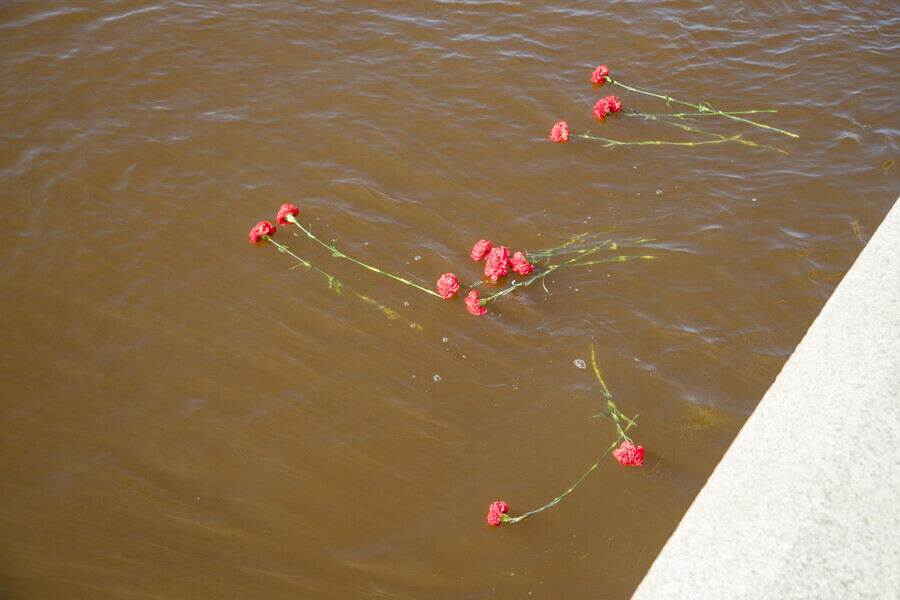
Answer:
xmin=631 ymin=196 xmax=900 ymax=600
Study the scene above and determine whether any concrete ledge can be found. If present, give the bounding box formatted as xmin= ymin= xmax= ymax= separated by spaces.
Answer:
xmin=632 ymin=197 xmax=900 ymax=600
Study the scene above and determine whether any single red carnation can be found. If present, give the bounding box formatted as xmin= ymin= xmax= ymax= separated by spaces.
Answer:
xmin=465 ymin=290 xmax=487 ymax=316
xmin=486 ymin=500 xmax=509 ymax=526
xmin=591 ymin=65 xmax=609 ymax=84
xmin=484 ymin=246 xmax=510 ymax=282
xmin=509 ymin=251 xmax=533 ymax=276
xmin=603 ymin=95 xmax=622 ymax=114
xmin=612 ymin=440 xmax=645 ymax=467
xmin=593 ymin=98 xmax=609 ymax=120
xmin=471 ymin=239 xmax=493 ymax=261
xmin=249 ymin=221 xmax=276 ymax=243
xmin=276 ymin=204 xmax=299 ymax=226
xmin=549 ymin=120 xmax=569 ymax=143
xmin=436 ymin=273 xmax=460 ymax=299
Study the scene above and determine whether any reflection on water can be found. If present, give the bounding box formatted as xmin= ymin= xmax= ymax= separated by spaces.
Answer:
xmin=1 ymin=0 xmax=897 ymax=597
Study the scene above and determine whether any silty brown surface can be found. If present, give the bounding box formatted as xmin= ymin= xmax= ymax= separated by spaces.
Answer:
xmin=1 ymin=1 xmax=898 ymax=598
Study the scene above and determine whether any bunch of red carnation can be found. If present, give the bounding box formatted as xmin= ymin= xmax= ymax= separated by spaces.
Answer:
xmin=549 ymin=64 xmax=622 ymax=143
xmin=435 ymin=239 xmax=534 ymax=316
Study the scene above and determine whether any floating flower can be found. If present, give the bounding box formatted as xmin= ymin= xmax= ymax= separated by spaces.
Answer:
xmin=249 ymin=221 xmax=276 ymax=243
xmin=471 ymin=239 xmax=493 ymax=261
xmin=276 ymin=204 xmax=300 ymax=226
xmin=484 ymin=246 xmax=510 ymax=281
xmin=486 ymin=500 xmax=509 ymax=526
xmin=436 ymin=273 xmax=460 ymax=299
xmin=593 ymin=95 xmax=622 ymax=120
xmin=612 ymin=440 xmax=645 ymax=466
xmin=465 ymin=290 xmax=487 ymax=315
xmin=509 ymin=251 xmax=533 ymax=276
xmin=591 ymin=64 xmax=609 ymax=84
xmin=549 ymin=120 xmax=570 ymax=143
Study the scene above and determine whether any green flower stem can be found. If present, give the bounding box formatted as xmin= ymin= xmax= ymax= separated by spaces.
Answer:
xmin=622 ymin=109 xmax=787 ymax=154
xmin=285 ymin=214 xmax=442 ymax=299
xmin=574 ymin=132 xmax=747 ymax=148
xmin=506 ymin=418 xmax=636 ymax=524
xmin=481 ymin=247 xmax=605 ymax=304
xmin=264 ymin=236 xmax=404 ymax=320
xmin=605 ymin=75 xmax=799 ymax=138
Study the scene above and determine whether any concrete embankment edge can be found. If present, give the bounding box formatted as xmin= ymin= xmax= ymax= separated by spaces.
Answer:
xmin=631 ymin=196 xmax=900 ymax=600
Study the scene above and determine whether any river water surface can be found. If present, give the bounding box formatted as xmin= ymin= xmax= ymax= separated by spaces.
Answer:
xmin=1 ymin=1 xmax=898 ymax=598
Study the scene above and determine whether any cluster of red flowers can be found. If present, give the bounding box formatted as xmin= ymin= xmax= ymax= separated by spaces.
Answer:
xmin=486 ymin=500 xmax=509 ymax=527
xmin=436 ymin=239 xmax=534 ymax=316
xmin=549 ymin=64 xmax=622 ymax=143
xmin=248 ymin=204 xmax=301 ymax=243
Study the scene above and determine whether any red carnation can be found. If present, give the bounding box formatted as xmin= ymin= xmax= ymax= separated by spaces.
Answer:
xmin=436 ymin=273 xmax=460 ymax=299
xmin=594 ymin=95 xmax=622 ymax=120
xmin=549 ymin=120 xmax=569 ymax=143
xmin=276 ymin=204 xmax=299 ymax=226
xmin=249 ymin=221 xmax=276 ymax=243
xmin=612 ymin=440 xmax=645 ymax=467
xmin=604 ymin=95 xmax=622 ymax=114
xmin=471 ymin=239 xmax=493 ymax=261
xmin=484 ymin=246 xmax=510 ymax=282
xmin=510 ymin=251 xmax=533 ymax=276
xmin=486 ymin=500 xmax=509 ymax=526
xmin=591 ymin=65 xmax=609 ymax=84
xmin=465 ymin=290 xmax=487 ymax=316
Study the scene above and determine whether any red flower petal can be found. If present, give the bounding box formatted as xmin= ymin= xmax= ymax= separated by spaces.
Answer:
xmin=276 ymin=204 xmax=299 ymax=226
xmin=436 ymin=273 xmax=459 ymax=299
xmin=249 ymin=221 xmax=276 ymax=243
xmin=612 ymin=440 xmax=645 ymax=466
xmin=471 ymin=239 xmax=493 ymax=261
xmin=483 ymin=246 xmax=510 ymax=282
xmin=465 ymin=290 xmax=487 ymax=315
xmin=591 ymin=65 xmax=609 ymax=84
xmin=510 ymin=251 xmax=533 ymax=276
xmin=549 ymin=120 xmax=569 ymax=143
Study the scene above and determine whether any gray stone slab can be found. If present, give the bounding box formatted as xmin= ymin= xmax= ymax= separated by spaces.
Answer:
xmin=632 ymin=197 xmax=900 ymax=600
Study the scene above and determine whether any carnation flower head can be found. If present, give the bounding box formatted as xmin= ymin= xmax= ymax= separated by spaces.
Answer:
xmin=591 ymin=65 xmax=609 ymax=84
xmin=471 ymin=239 xmax=493 ymax=261
xmin=594 ymin=95 xmax=622 ymax=120
xmin=484 ymin=246 xmax=510 ymax=282
xmin=510 ymin=251 xmax=533 ymax=276
xmin=486 ymin=500 xmax=509 ymax=526
xmin=276 ymin=204 xmax=300 ymax=226
xmin=465 ymin=290 xmax=487 ymax=316
xmin=436 ymin=273 xmax=459 ymax=299
xmin=549 ymin=120 xmax=569 ymax=143
xmin=249 ymin=221 xmax=276 ymax=243
xmin=613 ymin=440 xmax=645 ymax=467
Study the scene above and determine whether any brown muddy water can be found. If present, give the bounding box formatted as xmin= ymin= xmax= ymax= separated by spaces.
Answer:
xmin=1 ymin=1 xmax=898 ymax=598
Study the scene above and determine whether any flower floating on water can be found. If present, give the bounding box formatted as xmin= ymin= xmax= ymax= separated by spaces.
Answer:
xmin=549 ymin=64 xmax=797 ymax=152
xmin=486 ymin=501 xmax=509 ymax=526
xmin=249 ymin=221 xmax=276 ymax=243
xmin=590 ymin=64 xmax=609 ymax=84
xmin=549 ymin=120 xmax=569 ymax=143
xmin=276 ymin=203 xmax=300 ymax=226
xmin=465 ymin=289 xmax=487 ymax=316
xmin=593 ymin=95 xmax=622 ymax=120
xmin=510 ymin=251 xmax=533 ymax=276
xmin=613 ymin=440 xmax=645 ymax=467
xmin=470 ymin=239 xmax=493 ymax=261
xmin=436 ymin=273 xmax=460 ymax=299
xmin=483 ymin=246 xmax=510 ymax=282
xmin=483 ymin=345 xmax=643 ymax=526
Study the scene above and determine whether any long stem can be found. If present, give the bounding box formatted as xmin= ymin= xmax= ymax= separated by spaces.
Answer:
xmin=265 ymin=236 xmax=404 ymax=320
xmin=605 ymin=76 xmax=799 ymax=138
xmin=506 ymin=419 xmax=636 ymax=523
xmin=285 ymin=214 xmax=442 ymax=298
xmin=575 ymin=132 xmax=747 ymax=148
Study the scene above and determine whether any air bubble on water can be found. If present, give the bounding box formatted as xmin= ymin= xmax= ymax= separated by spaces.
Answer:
xmin=409 ymin=323 xmax=418 ymax=328
xmin=656 ymin=189 xmax=662 ymax=195
xmin=433 ymin=374 xmax=441 ymax=382
xmin=574 ymin=359 xmax=587 ymax=369
xmin=752 ymin=197 xmax=758 ymax=202
xmin=403 ymin=301 xmax=410 ymax=306
xmin=414 ymin=255 xmax=421 ymax=261
xmin=442 ymin=337 xmax=449 ymax=343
